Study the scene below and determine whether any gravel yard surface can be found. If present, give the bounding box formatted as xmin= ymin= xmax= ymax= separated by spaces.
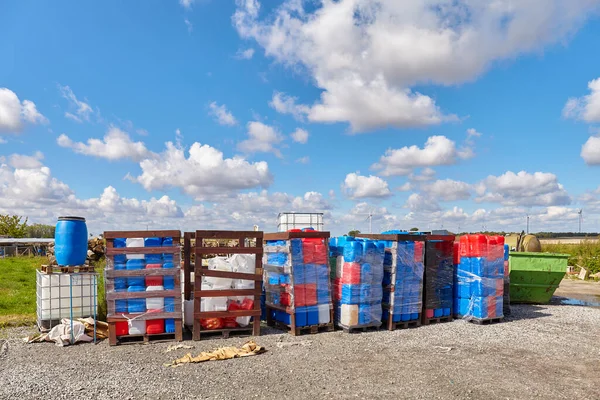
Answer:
xmin=1 ymin=304 xmax=599 ymax=400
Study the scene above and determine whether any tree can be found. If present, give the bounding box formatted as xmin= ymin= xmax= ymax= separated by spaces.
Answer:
xmin=348 ymin=230 xmax=361 ymax=237
xmin=26 ymin=223 xmax=55 ymax=238
xmin=410 ymin=227 xmax=419 ymax=232
xmin=0 ymin=214 xmax=28 ymax=238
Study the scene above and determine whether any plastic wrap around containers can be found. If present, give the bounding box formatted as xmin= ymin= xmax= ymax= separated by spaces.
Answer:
xmin=263 ymin=237 xmax=332 ymax=327
xmin=424 ymin=240 xmax=454 ymax=319
xmin=381 ymin=240 xmax=424 ymax=323
xmin=198 ymin=253 xmax=257 ymax=330
xmin=454 ymin=234 xmax=505 ymax=321
xmin=106 ymin=236 xmax=180 ymax=336
xmin=329 ymin=236 xmax=384 ymax=329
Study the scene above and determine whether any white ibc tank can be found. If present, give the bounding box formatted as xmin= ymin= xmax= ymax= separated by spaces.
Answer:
xmin=36 ymin=271 xmax=98 ymax=321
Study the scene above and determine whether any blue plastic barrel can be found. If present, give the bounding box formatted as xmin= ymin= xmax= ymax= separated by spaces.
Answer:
xmin=54 ymin=216 xmax=88 ymax=266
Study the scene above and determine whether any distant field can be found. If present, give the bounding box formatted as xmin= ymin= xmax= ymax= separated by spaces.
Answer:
xmin=539 ymin=237 xmax=599 ymax=245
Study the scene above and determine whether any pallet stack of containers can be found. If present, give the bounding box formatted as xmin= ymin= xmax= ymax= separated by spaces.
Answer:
xmin=264 ymin=229 xmax=334 ymax=335
xmin=104 ymin=230 xmax=182 ymax=345
xmin=190 ymin=231 xmax=263 ymax=340
xmin=454 ymin=234 xmax=504 ymax=323
xmin=329 ymin=236 xmax=384 ymax=332
xmin=422 ymin=235 xmax=455 ymax=325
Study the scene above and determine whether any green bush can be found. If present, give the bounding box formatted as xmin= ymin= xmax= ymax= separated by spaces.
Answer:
xmin=542 ymin=240 xmax=600 ymax=274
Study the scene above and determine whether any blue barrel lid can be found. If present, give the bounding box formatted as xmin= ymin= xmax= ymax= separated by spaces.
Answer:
xmin=58 ymin=216 xmax=86 ymax=222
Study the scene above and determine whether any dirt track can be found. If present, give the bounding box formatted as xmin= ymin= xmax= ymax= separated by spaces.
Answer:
xmin=1 ymin=301 xmax=599 ymax=400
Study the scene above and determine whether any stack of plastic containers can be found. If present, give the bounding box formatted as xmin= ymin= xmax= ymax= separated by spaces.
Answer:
xmin=381 ymin=238 xmax=424 ymax=326
xmin=454 ymin=234 xmax=505 ymax=321
xmin=105 ymin=232 xmax=181 ymax=344
xmin=112 ymin=236 xmax=177 ymax=336
xmin=263 ymin=231 xmax=332 ymax=330
xmin=423 ymin=238 xmax=454 ymax=320
xmin=330 ymin=236 xmax=384 ymax=330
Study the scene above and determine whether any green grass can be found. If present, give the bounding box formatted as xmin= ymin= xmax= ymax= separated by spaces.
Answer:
xmin=0 ymin=256 xmax=41 ymax=327
xmin=542 ymin=240 xmax=600 ymax=274
xmin=0 ymin=256 xmax=107 ymax=328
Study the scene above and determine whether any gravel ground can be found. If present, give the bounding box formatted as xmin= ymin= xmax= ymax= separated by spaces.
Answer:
xmin=1 ymin=304 xmax=599 ymax=400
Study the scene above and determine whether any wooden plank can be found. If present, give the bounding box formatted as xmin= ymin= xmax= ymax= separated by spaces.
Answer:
xmin=193 ymin=310 xmax=261 ymax=318
xmin=106 ymin=290 xmax=181 ymax=300
xmin=104 ymin=230 xmax=181 ymax=239
xmin=264 ymin=231 xmax=330 ymax=241
xmin=193 ymin=289 xmax=256 ymax=297
xmin=184 ymin=232 xmax=192 ymax=301
xmin=107 ymin=314 xmax=182 ymax=322
xmin=194 ymin=230 xmax=263 ymax=240
xmin=106 ymin=247 xmax=179 ymax=255
xmin=105 ymin=269 xmax=180 ymax=278
xmin=194 ymin=247 xmax=262 ymax=255
xmin=425 ymin=234 xmax=455 ymax=242
xmin=196 ymin=269 xmax=263 ymax=281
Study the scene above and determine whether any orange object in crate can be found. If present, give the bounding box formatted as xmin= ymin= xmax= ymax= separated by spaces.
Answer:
xmin=115 ymin=321 xmax=128 ymax=336
xmin=146 ymin=319 xmax=165 ymax=334
xmin=304 ymin=283 xmax=317 ymax=306
xmin=487 ymin=296 xmax=497 ymax=319
xmin=341 ymin=262 xmax=361 ymax=284
xmin=295 ymin=285 xmax=307 ymax=307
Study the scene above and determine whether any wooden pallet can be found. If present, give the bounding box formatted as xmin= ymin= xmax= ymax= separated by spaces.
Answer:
xmin=114 ymin=332 xmax=179 ymax=345
xmin=383 ymin=318 xmax=421 ymax=331
xmin=40 ymin=265 xmax=95 ymax=274
xmin=191 ymin=326 xmax=255 ymax=339
xmin=339 ymin=323 xmax=381 ymax=334
xmin=421 ymin=316 xmax=454 ymax=326
xmin=269 ymin=320 xmax=334 ymax=336
xmin=469 ymin=317 xmax=504 ymax=325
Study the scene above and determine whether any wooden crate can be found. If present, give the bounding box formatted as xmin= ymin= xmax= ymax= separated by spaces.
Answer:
xmin=263 ymin=231 xmax=334 ymax=336
xmin=191 ymin=230 xmax=263 ymax=341
xmin=358 ymin=233 xmax=425 ymax=331
xmin=104 ymin=230 xmax=183 ymax=346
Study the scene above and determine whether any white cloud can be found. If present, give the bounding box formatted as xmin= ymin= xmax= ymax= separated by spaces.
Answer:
xmin=290 ymin=128 xmax=308 ymax=144
xmin=397 ymin=182 xmax=413 ymax=192
xmin=373 ymin=136 xmax=473 ymax=176
xmin=185 ymin=18 xmax=193 ymax=33
xmin=238 ymin=121 xmax=283 ymax=156
xmin=422 ymin=179 xmax=472 ymax=201
xmin=337 ymin=202 xmax=398 ymax=233
xmin=405 ymin=193 xmax=442 ymax=213
xmin=0 ymin=138 xmax=6 ymax=144
xmin=342 ymin=172 xmax=392 ymax=199
xmin=581 ymin=136 xmax=600 ymax=165
xmin=136 ymin=128 xmax=149 ymax=136
xmin=0 ymin=88 xmax=48 ymax=133
xmin=8 ymin=151 xmax=44 ymax=169
xmin=236 ymin=48 xmax=255 ymax=59
xmin=234 ymin=1 xmax=598 ymax=132
xmin=180 ymin=0 xmax=194 ymax=9
xmin=208 ymin=102 xmax=237 ymax=126
xmin=135 ymin=141 xmax=272 ymax=200
xmin=467 ymin=128 xmax=482 ymax=138
xmin=57 ymin=126 xmax=153 ymax=162
xmin=476 ymin=171 xmax=571 ymax=207
xmin=58 ymin=85 xmax=93 ymax=123
xmin=408 ymin=167 xmax=436 ymax=182
xmin=269 ymin=92 xmax=310 ymax=121
xmin=296 ymin=156 xmax=310 ymax=164
xmin=563 ymin=77 xmax=600 ymax=122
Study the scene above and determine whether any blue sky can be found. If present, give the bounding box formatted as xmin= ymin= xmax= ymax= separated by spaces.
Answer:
xmin=1 ymin=0 xmax=600 ymax=235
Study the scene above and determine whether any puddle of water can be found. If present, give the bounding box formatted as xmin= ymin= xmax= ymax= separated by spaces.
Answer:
xmin=558 ymin=297 xmax=600 ymax=307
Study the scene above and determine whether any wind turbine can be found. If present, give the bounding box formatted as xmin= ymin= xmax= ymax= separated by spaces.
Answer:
xmin=578 ymin=209 xmax=583 ymax=234
xmin=357 ymin=208 xmax=376 ymax=234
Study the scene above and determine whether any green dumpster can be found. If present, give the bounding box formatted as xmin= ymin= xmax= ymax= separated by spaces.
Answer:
xmin=509 ymin=252 xmax=569 ymax=304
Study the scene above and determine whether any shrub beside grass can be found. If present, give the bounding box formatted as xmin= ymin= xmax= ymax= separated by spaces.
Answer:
xmin=542 ymin=240 xmax=600 ymax=274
